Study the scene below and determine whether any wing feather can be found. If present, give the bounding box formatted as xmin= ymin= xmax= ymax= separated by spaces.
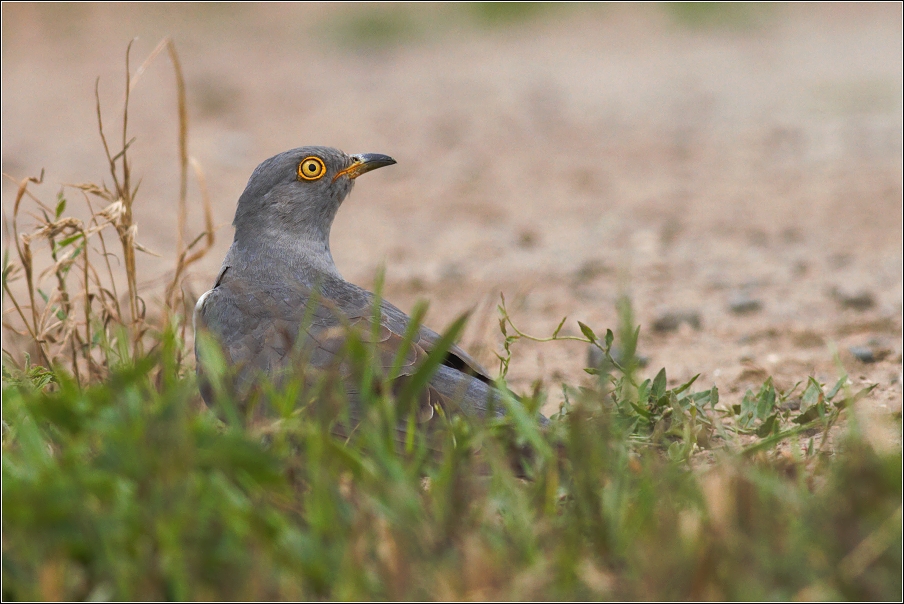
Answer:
xmin=195 ymin=270 xmax=504 ymax=425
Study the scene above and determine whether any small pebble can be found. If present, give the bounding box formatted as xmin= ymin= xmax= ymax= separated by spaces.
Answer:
xmin=831 ymin=288 xmax=876 ymax=311
xmin=792 ymin=330 xmax=824 ymax=348
xmin=517 ymin=229 xmax=539 ymax=249
xmin=439 ymin=262 xmax=464 ymax=282
xmin=849 ymin=346 xmax=876 ymax=363
xmin=572 ymin=259 xmax=612 ymax=285
xmin=728 ymin=292 xmax=763 ymax=315
xmin=652 ymin=310 xmax=702 ymax=333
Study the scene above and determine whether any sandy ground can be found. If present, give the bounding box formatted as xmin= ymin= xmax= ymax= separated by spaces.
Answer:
xmin=2 ymin=4 xmax=902 ymax=436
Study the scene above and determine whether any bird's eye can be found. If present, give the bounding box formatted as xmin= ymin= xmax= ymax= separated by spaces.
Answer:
xmin=297 ymin=157 xmax=326 ymax=181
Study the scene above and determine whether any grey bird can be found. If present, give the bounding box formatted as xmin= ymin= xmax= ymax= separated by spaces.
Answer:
xmin=194 ymin=146 xmax=548 ymax=429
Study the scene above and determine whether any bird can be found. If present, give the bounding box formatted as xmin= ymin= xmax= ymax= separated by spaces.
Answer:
xmin=194 ymin=146 xmax=548 ymax=431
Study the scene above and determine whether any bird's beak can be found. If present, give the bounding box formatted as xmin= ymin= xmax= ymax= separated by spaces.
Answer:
xmin=333 ymin=153 xmax=397 ymax=182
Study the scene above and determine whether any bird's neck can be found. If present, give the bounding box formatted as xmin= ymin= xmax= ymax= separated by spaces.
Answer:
xmin=225 ymin=226 xmax=342 ymax=285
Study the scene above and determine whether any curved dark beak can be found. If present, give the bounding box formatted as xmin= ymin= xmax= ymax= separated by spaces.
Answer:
xmin=334 ymin=153 xmax=396 ymax=181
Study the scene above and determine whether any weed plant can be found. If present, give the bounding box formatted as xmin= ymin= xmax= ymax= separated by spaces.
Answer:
xmin=2 ymin=42 xmax=901 ymax=601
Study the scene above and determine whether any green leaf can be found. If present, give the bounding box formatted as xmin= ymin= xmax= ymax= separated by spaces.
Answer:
xmin=826 ymin=375 xmax=848 ymax=401
xmin=551 ymin=316 xmax=567 ymax=338
xmin=738 ymin=388 xmax=757 ymax=428
xmin=755 ymin=379 xmax=776 ymax=419
xmin=742 ymin=422 xmax=818 ymax=456
xmin=672 ymin=374 xmax=700 ymax=396
xmin=667 ymin=441 xmax=686 ymax=462
xmin=398 ymin=313 xmax=469 ymax=406
xmin=324 ymin=436 xmax=370 ymax=479
xmin=636 ymin=378 xmax=651 ymax=402
xmin=799 ymin=377 xmax=824 ymax=415
xmin=652 ymin=368 xmax=667 ymax=399
xmin=2 ymin=258 xmax=12 ymax=288
xmin=578 ymin=321 xmax=597 ymax=343
xmin=55 ymin=193 xmax=67 ymax=218
xmin=793 ymin=401 xmax=827 ymax=425
xmin=389 ymin=300 xmax=429 ymax=380
xmin=835 ymin=385 xmax=876 ymax=409
xmin=57 ymin=233 xmax=84 ymax=248
xmin=755 ymin=413 xmax=780 ymax=437
xmin=498 ymin=386 xmax=553 ymax=461
xmin=629 ymin=401 xmax=652 ymax=419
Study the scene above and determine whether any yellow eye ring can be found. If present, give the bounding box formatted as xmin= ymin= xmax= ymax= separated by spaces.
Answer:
xmin=297 ymin=156 xmax=326 ymax=181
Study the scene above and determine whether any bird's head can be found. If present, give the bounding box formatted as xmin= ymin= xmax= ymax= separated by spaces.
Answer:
xmin=232 ymin=146 xmax=396 ymax=246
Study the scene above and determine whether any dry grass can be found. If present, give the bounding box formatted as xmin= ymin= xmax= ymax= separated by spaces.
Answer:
xmin=2 ymin=38 xmax=214 ymax=382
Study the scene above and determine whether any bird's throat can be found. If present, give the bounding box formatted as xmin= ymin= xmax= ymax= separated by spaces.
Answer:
xmin=226 ymin=228 xmax=342 ymax=284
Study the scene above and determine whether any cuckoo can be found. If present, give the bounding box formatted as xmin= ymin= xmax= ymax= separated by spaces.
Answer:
xmin=194 ymin=146 xmax=548 ymax=429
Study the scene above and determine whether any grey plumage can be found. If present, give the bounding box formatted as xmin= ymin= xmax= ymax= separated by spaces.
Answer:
xmin=194 ymin=146 xmax=547 ymax=428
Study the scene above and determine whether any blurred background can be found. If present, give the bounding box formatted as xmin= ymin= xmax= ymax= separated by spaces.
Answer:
xmin=2 ymin=3 xmax=901 ymax=416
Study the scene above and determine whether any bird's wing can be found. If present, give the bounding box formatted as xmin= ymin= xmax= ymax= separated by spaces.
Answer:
xmin=314 ymin=277 xmax=494 ymax=383
xmin=377 ymin=299 xmax=495 ymax=384
xmin=194 ymin=271 xmax=460 ymax=421
xmin=323 ymin=279 xmax=509 ymax=419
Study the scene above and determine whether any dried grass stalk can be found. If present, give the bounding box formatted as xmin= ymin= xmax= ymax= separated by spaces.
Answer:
xmin=2 ymin=39 xmax=214 ymax=382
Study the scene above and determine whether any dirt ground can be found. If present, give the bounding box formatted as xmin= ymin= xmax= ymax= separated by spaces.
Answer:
xmin=2 ymin=4 xmax=901 ymax=438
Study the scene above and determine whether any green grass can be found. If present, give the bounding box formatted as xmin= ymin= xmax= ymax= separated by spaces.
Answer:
xmin=2 ymin=41 xmax=902 ymax=601
xmin=3 ymin=315 xmax=901 ymax=600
